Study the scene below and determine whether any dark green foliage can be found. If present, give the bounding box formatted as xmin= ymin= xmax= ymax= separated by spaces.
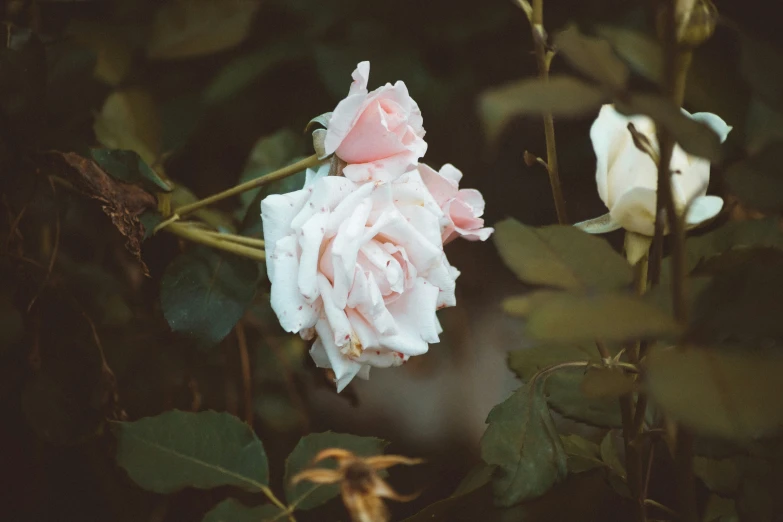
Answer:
xmin=160 ymin=246 xmax=259 ymax=347
xmin=115 ymin=410 xmax=270 ymax=493
xmin=480 ymin=378 xmax=569 ymax=506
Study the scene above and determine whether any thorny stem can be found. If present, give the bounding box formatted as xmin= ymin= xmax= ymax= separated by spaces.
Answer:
xmin=173 ymin=154 xmax=322 ymax=218
xmin=658 ymin=1 xmax=697 ymax=521
xmin=529 ymin=0 xmax=569 ymax=224
xmin=164 ymin=222 xmax=266 ymax=261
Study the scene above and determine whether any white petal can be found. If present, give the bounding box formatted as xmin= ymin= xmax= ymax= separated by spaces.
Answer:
xmin=260 ymin=189 xmax=309 ymax=279
xmin=268 ymin=235 xmax=319 ymax=333
xmin=304 ymin=162 xmax=330 ymax=187
xmin=349 ymin=61 xmax=370 ymax=96
xmin=314 ymin=319 xmax=362 ymax=392
xmin=381 ymin=278 xmax=440 ymax=352
xmin=685 ymin=195 xmax=723 ymax=228
xmin=291 ymin=177 xmax=355 ymax=231
xmin=356 ymin=365 xmax=371 ymax=380
xmin=317 ymin=274 xmax=352 ymax=348
xmin=573 ymin=213 xmax=623 ymax=234
xmin=689 ymin=112 xmax=733 ymax=143
xmin=331 ymin=199 xmax=373 ymax=309
xmin=297 ymin=212 xmax=328 ymax=303
xmin=609 ymin=187 xmax=658 ymax=236
xmin=326 ymin=181 xmax=375 ymax=237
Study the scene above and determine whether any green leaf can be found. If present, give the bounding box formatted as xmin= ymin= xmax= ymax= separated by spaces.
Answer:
xmin=725 ymin=143 xmax=783 ymax=212
xmin=147 ymin=0 xmax=260 ymax=60
xmin=238 ymin=131 xmax=307 ymax=237
xmin=479 ymin=76 xmax=605 ymax=141
xmin=139 ymin=210 xmax=164 ymax=241
xmin=580 ymin=367 xmax=636 ymax=399
xmin=204 ymin=41 xmax=307 ymax=104
xmin=508 ymin=344 xmax=622 ymax=428
xmin=693 ymin=457 xmax=741 ymax=496
xmin=284 ymin=431 xmax=388 ymax=510
xmin=512 ymin=291 xmax=680 ymax=343
xmin=115 ymin=410 xmax=269 ymax=493
xmin=202 ymin=499 xmax=283 ymax=522
xmin=684 ymin=218 xmax=783 ymax=272
xmin=599 ymin=431 xmax=626 ymax=480
xmin=90 ymin=149 xmax=172 ymax=192
xmin=687 ymin=253 xmax=783 ymax=343
xmin=160 ymin=246 xmax=259 ymax=346
xmin=452 ymin=464 xmax=496 ymax=497
xmin=553 ymin=24 xmax=629 ymax=91
xmin=493 ymin=219 xmax=632 ymax=291
xmin=594 ymin=25 xmax=663 ymax=84
xmin=94 ymin=88 xmax=162 ymax=167
xmin=238 ymin=130 xmax=304 ymax=214
xmin=480 ymin=378 xmax=569 ymax=506
xmin=646 ymin=347 xmax=783 ymax=440
xmin=560 ymin=434 xmax=604 ymax=474
xmin=619 ymin=93 xmax=722 ymax=162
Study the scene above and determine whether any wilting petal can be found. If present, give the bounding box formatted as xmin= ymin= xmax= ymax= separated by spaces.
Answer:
xmin=291 ymin=468 xmax=343 ymax=485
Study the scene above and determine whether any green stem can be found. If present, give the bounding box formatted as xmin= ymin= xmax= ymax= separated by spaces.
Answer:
xmin=174 ymin=154 xmax=322 ymax=218
xmin=165 ymin=222 xmax=266 ymax=262
xmin=259 ymin=485 xmax=296 ymax=522
xmin=529 ymin=0 xmax=568 ymax=224
xmin=199 ymin=230 xmax=265 ymax=248
xmin=658 ymin=1 xmax=697 ymax=521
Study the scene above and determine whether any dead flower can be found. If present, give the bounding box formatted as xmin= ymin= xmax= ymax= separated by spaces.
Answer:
xmin=291 ymin=448 xmax=423 ymax=522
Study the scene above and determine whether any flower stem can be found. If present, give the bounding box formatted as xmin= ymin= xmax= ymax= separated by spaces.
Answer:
xmin=173 ymin=154 xmax=322 ymax=218
xmin=657 ymin=1 xmax=697 ymax=521
xmin=165 ymin=222 xmax=266 ymax=261
xmin=530 ymin=0 xmax=569 ymax=225
xmin=198 ymin=230 xmax=265 ymax=248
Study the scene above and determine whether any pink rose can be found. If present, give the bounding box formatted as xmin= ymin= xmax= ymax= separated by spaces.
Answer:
xmin=261 ymin=164 xmax=458 ymax=392
xmin=418 ymin=163 xmax=494 ymax=244
xmin=324 ymin=61 xmax=427 ymax=184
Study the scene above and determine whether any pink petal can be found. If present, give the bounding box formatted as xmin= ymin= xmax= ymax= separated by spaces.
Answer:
xmin=418 ymin=163 xmax=457 ymax=206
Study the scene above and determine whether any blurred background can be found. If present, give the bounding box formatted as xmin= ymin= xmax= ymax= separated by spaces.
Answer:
xmin=0 ymin=0 xmax=780 ymax=520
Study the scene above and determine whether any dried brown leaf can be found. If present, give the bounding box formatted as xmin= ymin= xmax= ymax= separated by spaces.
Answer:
xmin=39 ymin=151 xmax=156 ymax=274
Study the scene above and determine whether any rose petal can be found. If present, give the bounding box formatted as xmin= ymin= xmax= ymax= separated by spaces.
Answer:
xmin=268 ymin=235 xmax=319 ymax=333
xmin=349 ymin=61 xmax=370 ymax=96
xmin=314 ymin=319 xmax=362 ymax=392
xmin=331 ymin=198 xmax=373 ymax=309
xmin=317 ymin=273 xmax=353 ymax=348
xmin=297 ymin=211 xmax=328 ymax=303
xmin=685 ymin=195 xmax=723 ymax=228
xmin=609 ymin=186 xmax=658 ymax=236
xmin=260 ymin=189 xmax=309 ymax=278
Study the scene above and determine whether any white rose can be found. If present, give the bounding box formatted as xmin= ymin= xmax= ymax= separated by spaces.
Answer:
xmin=590 ymin=104 xmax=731 ymax=236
